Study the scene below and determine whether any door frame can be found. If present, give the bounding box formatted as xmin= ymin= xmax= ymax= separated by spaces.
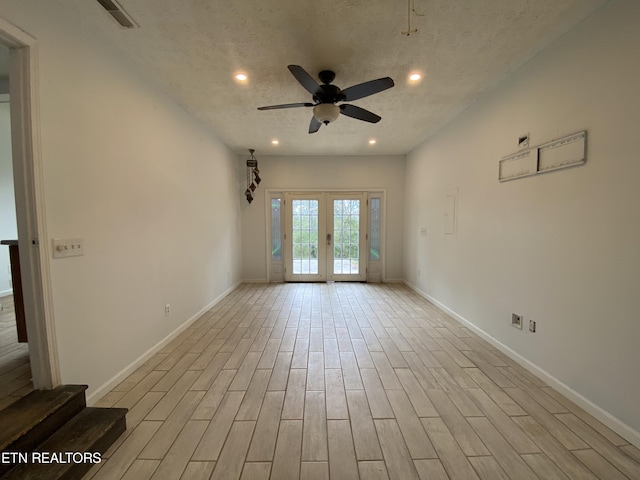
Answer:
xmin=265 ymin=188 xmax=387 ymax=283
xmin=0 ymin=17 xmax=60 ymax=389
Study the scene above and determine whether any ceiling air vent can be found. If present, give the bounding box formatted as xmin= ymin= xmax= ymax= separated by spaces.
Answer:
xmin=95 ymin=0 xmax=138 ymax=29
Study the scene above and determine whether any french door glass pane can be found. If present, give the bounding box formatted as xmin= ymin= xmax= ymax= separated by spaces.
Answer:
xmin=292 ymin=199 xmax=319 ymax=274
xmin=333 ymin=199 xmax=360 ymax=275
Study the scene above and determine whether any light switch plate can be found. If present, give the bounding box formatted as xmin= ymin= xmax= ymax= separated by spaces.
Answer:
xmin=52 ymin=238 xmax=84 ymax=258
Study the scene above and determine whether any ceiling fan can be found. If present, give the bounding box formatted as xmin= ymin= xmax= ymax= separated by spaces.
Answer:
xmin=258 ymin=65 xmax=394 ymax=134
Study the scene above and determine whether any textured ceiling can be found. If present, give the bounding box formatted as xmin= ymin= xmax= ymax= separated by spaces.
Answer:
xmin=77 ymin=0 xmax=606 ymax=155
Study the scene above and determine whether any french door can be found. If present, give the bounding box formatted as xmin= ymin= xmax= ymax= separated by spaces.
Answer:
xmin=283 ymin=192 xmax=367 ymax=282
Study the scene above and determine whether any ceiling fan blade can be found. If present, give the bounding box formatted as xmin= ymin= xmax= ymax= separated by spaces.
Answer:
xmin=288 ymin=65 xmax=321 ymax=95
xmin=339 ymin=104 xmax=381 ymax=123
xmin=309 ymin=116 xmax=322 ymax=134
xmin=258 ymin=102 xmax=314 ymax=110
xmin=341 ymin=77 xmax=394 ymax=102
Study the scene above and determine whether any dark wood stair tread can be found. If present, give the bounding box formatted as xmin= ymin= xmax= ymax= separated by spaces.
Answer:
xmin=0 ymin=385 xmax=87 ymax=452
xmin=2 ymin=407 xmax=127 ymax=480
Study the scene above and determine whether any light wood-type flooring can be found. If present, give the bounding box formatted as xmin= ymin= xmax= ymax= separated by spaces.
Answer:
xmin=87 ymin=283 xmax=640 ymax=479
xmin=0 ymin=294 xmax=33 ymax=410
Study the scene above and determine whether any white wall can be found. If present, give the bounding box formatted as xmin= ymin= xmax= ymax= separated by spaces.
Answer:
xmin=0 ymin=1 xmax=242 ymax=400
xmin=404 ymin=0 xmax=640 ymax=440
xmin=241 ymin=155 xmax=405 ymax=282
xmin=0 ymin=101 xmax=17 ymax=295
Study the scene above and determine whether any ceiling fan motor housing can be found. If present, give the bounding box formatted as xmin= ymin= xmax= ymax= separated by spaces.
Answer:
xmin=313 ymin=84 xmax=346 ymax=104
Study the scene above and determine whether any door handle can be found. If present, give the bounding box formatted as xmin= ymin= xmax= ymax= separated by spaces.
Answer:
xmin=327 ymin=233 xmax=332 ymax=245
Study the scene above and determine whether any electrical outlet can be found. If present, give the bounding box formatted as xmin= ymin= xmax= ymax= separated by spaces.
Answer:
xmin=529 ymin=319 xmax=536 ymax=333
xmin=511 ymin=313 xmax=523 ymax=329
xmin=165 ymin=304 xmax=171 ymax=316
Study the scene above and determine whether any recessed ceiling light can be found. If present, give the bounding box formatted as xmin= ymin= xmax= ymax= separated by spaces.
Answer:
xmin=271 ymin=139 xmax=279 ymax=145
xmin=409 ymin=73 xmax=422 ymax=83
xmin=369 ymin=139 xmax=377 ymax=145
xmin=235 ymin=73 xmax=248 ymax=82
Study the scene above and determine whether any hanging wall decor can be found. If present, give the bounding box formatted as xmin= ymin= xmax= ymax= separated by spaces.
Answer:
xmin=245 ymin=149 xmax=261 ymax=203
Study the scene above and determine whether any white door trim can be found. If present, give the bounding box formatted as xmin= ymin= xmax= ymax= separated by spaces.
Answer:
xmin=0 ymin=17 xmax=60 ymax=389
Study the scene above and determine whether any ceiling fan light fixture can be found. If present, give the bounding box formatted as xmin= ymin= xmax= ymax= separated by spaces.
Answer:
xmin=313 ymin=104 xmax=340 ymax=125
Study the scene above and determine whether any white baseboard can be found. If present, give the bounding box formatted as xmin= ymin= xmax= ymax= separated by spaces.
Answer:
xmin=404 ymin=280 xmax=640 ymax=448
xmin=0 ymin=288 xmax=13 ymax=298
xmin=242 ymin=278 xmax=269 ymax=283
xmin=86 ymin=281 xmax=242 ymax=405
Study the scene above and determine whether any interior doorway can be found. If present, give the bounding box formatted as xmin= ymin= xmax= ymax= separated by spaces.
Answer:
xmin=0 ymin=42 xmax=33 ymax=407
xmin=0 ymin=17 xmax=59 ymax=395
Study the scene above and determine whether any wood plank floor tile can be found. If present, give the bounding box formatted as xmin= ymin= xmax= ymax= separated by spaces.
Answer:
xmin=246 ymin=391 xmax=285 ymax=461
xmin=291 ymin=336 xmax=310 ymax=369
xmin=327 ymin=419 xmax=360 ymax=479
xmin=93 ymin=421 xmax=162 ymax=480
xmin=358 ymin=460 xmax=390 ymax=479
xmin=467 ymin=416 xmax=538 ymax=480
xmin=413 ymin=459 xmax=449 ymax=480
xmin=386 ymin=389 xmax=436 ymax=459
xmin=267 ymin=351 xmax=292 ymax=391
xmin=228 ymin=351 xmax=262 ymax=391
xmin=307 ymin=351 xmax=325 ymax=391
xmin=191 ymin=368 xmax=236 ymax=419
xmin=145 ymin=370 xmax=200 ymax=421
xmin=149 ymin=420 xmax=208 ymax=480
xmin=210 ymin=421 xmax=256 ymax=480
xmin=543 ymin=386 xmax=630 ymax=446
xmin=302 ymin=391 xmax=328 ymax=461
xmin=572 ymin=449 xmax=629 ymax=480
xmin=152 ymin=353 xmax=199 ymax=392
xmin=467 ymin=456 xmax=510 ymax=480
xmin=360 ymin=368 xmax=394 ymax=419
xmin=236 ymin=369 xmax=271 ymax=420
xmin=520 ymin=453 xmax=570 ymax=480
xmin=282 ymin=368 xmax=307 ymax=419
xmin=192 ymin=391 xmax=245 ymax=461
xmin=324 ymin=368 xmax=349 ymax=419
xmin=91 ymin=283 xmax=639 ymax=480
xmin=621 ymin=444 xmax=640 ymax=463
xmin=421 ymin=417 xmax=480 ymax=480
xmin=300 ymin=461 xmax=329 ymax=480
xmin=271 ymin=420 xmax=303 ymax=479
xmin=556 ymin=413 xmax=640 ymax=479
xmin=395 ymin=368 xmax=438 ymax=417
xmin=504 ymin=387 xmax=588 ymax=450
xmin=240 ymin=462 xmax=271 ymax=480
xmin=180 ymin=461 xmax=216 ymax=480
xmin=140 ymin=390 xmax=205 ymax=459
xmin=346 ymin=390 xmax=383 ymax=460
xmin=468 ymin=388 xmax=540 ymax=454
xmin=340 ymin=351 xmax=364 ymax=390
xmin=374 ymin=418 xmax=420 ymax=480
xmin=427 ymin=388 xmax=490 ymax=456
xmin=120 ymin=460 xmax=160 ymax=480
xmin=512 ymin=416 xmax=598 ymax=480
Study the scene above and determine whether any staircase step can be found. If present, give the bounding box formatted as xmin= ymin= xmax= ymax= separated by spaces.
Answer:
xmin=0 ymin=385 xmax=87 ymax=457
xmin=2 ymin=407 xmax=127 ymax=480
